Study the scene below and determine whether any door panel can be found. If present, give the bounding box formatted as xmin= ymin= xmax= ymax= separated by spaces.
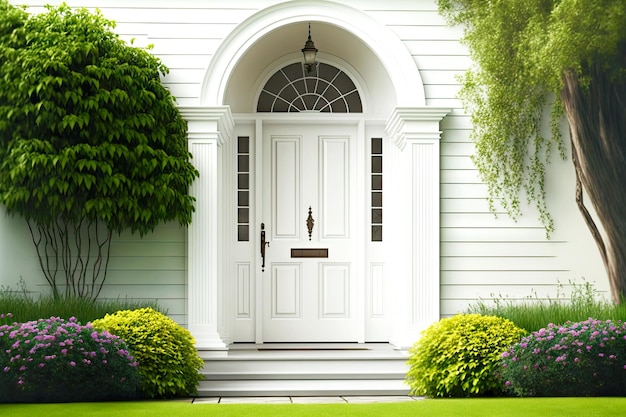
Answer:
xmin=262 ymin=124 xmax=359 ymax=342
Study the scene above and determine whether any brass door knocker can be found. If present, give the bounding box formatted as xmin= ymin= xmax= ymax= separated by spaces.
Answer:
xmin=306 ymin=206 xmax=314 ymax=241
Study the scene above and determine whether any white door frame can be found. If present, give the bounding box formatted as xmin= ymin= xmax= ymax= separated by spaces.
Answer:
xmin=181 ymin=107 xmax=449 ymax=350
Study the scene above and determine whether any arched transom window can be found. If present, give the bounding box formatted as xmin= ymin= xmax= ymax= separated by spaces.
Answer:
xmin=257 ymin=62 xmax=362 ymax=113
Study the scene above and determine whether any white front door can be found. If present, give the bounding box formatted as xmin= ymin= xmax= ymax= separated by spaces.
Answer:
xmin=261 ymin=124 xmax=361 ymax=342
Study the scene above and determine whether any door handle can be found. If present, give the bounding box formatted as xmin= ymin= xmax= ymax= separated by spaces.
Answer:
xmin=260 ymin=223 xmax=270 ymax=271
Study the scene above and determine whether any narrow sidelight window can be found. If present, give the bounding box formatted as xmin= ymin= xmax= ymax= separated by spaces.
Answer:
xmin=237 ymin=137 xmax=250 ymax=241
xmin=371 ymin=138 xmax=383 ymax=242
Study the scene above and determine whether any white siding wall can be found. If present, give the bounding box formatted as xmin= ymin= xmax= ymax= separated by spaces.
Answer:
xmin=367 ymin=1 xmax=607 ymax=313
xmin=3 ymin=0 xmax=609 ymax=324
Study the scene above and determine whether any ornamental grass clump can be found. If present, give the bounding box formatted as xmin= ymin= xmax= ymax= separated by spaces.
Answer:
xmin=92 ymin=307 xmax=204 ymax=399
xmin=0 ymin=315 xmax=140 ymax=403
xmin=406 ymin=314 xmax=526 ymax=398
xmin=501 ymin=318 xmax=626 ymax=396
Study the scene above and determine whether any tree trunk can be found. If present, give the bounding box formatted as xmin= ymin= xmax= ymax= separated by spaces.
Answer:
xmin=561 ymin=64 xmax=626 ymax=304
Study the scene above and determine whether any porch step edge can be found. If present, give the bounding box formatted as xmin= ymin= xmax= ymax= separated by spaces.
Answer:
xmin=197 ymin=379 xmax=410 ymax=397
xmin=203 ymin=372 xmax=405 ymax=380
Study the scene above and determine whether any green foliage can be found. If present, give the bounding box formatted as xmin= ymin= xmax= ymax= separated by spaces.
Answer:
xmin=468 ymin=280 xmax=626 ymax=332
xmin=0 ymin=2 xmax=198 ymax=232
xmin=91 ymin=307 xmax=204 ymax=399
xmin=0 ymin=316 xmax=140 ymax=402
xmin=406 ymin=314 xmax=526 ymax=398
xmin=0 ymin=2 xmax=198 ymax=300
xmin=501 ymin=318 xmax=626 ymax=396
xmin=0 ymin=278 xmax=164 ymax=326
xmin=436 ymin=0 xmax=626 ymax=234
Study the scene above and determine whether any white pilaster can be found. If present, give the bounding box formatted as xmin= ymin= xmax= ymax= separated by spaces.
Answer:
xmin=180 ymin=106 xmax=234 ymax=350
xmin=385 ymin=107 xmax=450 ymax=349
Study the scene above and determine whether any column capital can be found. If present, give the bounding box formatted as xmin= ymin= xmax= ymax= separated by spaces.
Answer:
xmin=179 ymin=105 xmax=234 ymax=145
xmin=385 ymin=107 xmax=451 ymax=149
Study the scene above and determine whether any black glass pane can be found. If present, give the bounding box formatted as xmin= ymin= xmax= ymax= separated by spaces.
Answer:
xmin=238 ymin=208 xmax=249 ymax=223
xmin=266 ymin=71 xmax=289 ymax=94
xmin=306 ymin=78 xmax=317 ymax=93
xmin=315 ymin=79 xmax=331 ymax=95
xmin=372 ymin=192 xmax=382 ymax=207
xmin=372 ymin=208 xmax=383 ymax=224
xmin=238 ymin=191 xmax=249 ymax=206
xmin=257 ymin=91 xmax=273 ymax=112
xmin=372 ymin=225 xmax=383 ymax=242
xmin=371 ymin=175 xmax=382 ymax=190
xmin=282 ymin=62 xmax=303 ymax=80
xmin=372 ymin=156 xmax=382 ymax=174
xmin=238 ymin=155 xmax=249 ymax=172
xmin=238 ymin=174 xmax=249 ymax=190
xmin=238 ymin=136 xmax=249 ymax=153
xmin=324 ymin=86 xmax=340 ymax=102
xmin=272 ymin=98 xmax=289 ymax=112
xmin=344 ymin=90 xmax=362 ymax=112
xmin=335 ymin=71 xmax=356 ymax=92
xmin=331 ymin=99 xmax=347 ymax=113
xmin=281 ymin=85 xmax=298 ymax=102
xmin=302 ymin=94 xmax=317 ymax=110
xmin=372 ymin=138 xmax=383 ymax=154
xmin=238 ymin=225 xmax=249 ymax=242
xmin=318 ymin=63 xmax=339 ymax=82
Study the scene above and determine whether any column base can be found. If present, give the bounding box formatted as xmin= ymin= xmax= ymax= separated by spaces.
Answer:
xmin=188 ymin=324 xmax=229 ymax=350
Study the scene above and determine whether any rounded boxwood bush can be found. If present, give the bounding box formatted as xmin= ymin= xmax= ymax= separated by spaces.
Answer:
xmin=501 ymin=318 xmax=626 ymax=396
xmin=406 ymin=313 xmax=526 ymax=398
xmin=0 ymin=316 xmax=140 ymax=403
xmin=92 ymin=307 xmax=204 ymax=398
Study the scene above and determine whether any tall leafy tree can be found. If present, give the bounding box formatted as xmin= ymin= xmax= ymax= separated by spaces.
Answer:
xmin=437 ymin=0 xmax=626 ymax=302
xmin=0 ymin=2 xmax=199 ymax=301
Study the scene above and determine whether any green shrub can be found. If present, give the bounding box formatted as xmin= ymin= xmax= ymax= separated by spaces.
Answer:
xmin=501 ymin=318 xmax=626 ymax=396
xmin=406 ymin=314 xmax=526 ymax=398
xmin=92 ymin=307 xmax=204 ymax=398
xmin=0 ymin=316 xmax=140 ymax=402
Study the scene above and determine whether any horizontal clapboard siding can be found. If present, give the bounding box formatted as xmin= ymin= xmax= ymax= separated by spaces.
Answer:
xmin=97 ymin=223 xmax=187 ymax=325
xmin=5 ymin=0 xmax=608 ymax=329
xmin=367 ymin=1 xmax=605 ymax=318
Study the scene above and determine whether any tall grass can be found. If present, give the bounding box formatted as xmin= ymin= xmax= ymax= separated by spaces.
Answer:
xmin=466 ymin=280 xmax=626 ymax=332
xmin=0 ymin=279 xmax=164 ymax=325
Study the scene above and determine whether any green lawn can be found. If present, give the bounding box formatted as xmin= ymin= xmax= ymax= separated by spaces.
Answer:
xmin=1 ymin=398 xmax=626 ymax=417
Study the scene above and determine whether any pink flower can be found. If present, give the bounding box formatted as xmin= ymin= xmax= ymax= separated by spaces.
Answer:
xmin=69 ymin=361 xmax=76 ymax=367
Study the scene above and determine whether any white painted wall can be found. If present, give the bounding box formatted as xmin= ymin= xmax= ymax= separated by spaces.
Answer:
xmin=3 ymin=0 xmax=608 ymax=327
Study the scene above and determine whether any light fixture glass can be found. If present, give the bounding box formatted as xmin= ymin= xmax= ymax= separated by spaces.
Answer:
xmin=301 ymin=23 xmax=318 ymax=74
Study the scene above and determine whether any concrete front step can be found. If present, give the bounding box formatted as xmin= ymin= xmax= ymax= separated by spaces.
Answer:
xmin=198 ymin=343 xmax=410 ymax=397
xmin=197 ymin=378 xmax=409 ymax=397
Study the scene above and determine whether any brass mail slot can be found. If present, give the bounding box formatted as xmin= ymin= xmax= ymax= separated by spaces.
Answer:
xmin=291 ymin=248 xmax=329 ymax=258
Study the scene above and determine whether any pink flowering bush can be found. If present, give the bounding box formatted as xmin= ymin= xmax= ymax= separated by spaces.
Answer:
xmin=501 ymin=318 xmax=626 ymax=396
xmin=0 ymin=315 xmax=140 ymax=402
